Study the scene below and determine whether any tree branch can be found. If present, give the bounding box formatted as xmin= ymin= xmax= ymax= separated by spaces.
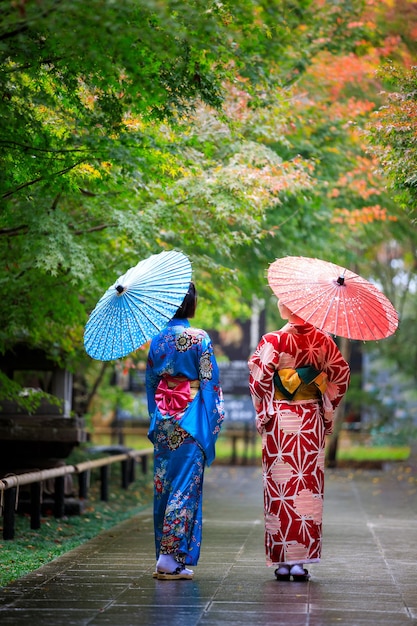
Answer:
xmin=0 ymin=222 xmax=116 ymax=238
xmin=0 ymin=225 xmax=28 ymax=237
xmin=85 ymin=361 xmax=109 ymax=414
xmin=2 ymin=57 xmax=65 ymax=74
xmin=0 ymin=0 xmax=64 ymax=42
xmin=51 ymin=193 xmax=61 ymax=211
xmin=72 ymin=223 xmax=116 ymax=235
xmin=0 ymin=141 xmax=89 ymax=154
xmin=2 ymin=160 xmax=87 ymax=198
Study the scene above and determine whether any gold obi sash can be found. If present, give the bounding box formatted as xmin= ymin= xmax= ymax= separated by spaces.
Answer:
xmin=165 ymin=375 xmax=200 ymax=398
xmin=273 ymin=367 xmax=327 ymax=402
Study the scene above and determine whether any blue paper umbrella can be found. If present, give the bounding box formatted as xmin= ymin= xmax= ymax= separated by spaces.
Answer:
xmin=84 ymin=250 xmax=192 ymax=361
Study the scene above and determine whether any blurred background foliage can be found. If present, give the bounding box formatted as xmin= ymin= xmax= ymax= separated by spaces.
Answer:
xmin=1 ymin=0 xmax=417 ymax=447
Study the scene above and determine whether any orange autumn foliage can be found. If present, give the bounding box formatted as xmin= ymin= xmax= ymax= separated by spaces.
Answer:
xmin=331 ymin=205 xmax=398 ymax=227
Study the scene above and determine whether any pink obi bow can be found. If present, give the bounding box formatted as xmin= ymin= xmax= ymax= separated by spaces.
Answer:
xmin=155 ymin=378 xmax=191 ymax=416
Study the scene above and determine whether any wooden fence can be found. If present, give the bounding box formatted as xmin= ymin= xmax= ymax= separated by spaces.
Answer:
xmin=0 ymin=447 xmax=153 ymax=541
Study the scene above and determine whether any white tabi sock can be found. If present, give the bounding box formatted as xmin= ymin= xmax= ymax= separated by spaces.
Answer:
xmin=156 ymin=554 xmax=178 ymax=572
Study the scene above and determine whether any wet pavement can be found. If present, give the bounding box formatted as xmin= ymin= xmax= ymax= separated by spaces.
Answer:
xmin=1 ymin=461 xmax=417 ymax=625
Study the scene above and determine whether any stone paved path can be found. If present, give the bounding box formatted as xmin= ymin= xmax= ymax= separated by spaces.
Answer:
xmin=1 ymin=463 xmax=417 ymax=625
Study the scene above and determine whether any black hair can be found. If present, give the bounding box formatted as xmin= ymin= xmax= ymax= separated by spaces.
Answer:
xmin=173 ymin=282 xmax=197 ymax=319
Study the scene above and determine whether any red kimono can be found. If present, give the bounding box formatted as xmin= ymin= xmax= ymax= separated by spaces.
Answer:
xmin=248 ymin=321 xmax=350 ymax=567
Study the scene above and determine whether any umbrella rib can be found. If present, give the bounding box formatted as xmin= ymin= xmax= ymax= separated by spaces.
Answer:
xmin=124 ymin=293 xmax=175 ymax=330
xmin=267 ymin=256 xmax=398 ymax=341
xmin=284 ymin=283 xmax=339 ymax=322
xmin=118 ymin=305 xmax=135 ymax=357
xmin=87 ymin=303 xmax=120 ymax=360
xmin=315 ymin=289 xmax=346 ymax=335
xmin=84 ymin=250 xmax=192 ymax=360
xmin=108 ymin=298 xmax=134 ymax=359
xmin=338 ymin=286 xmax=355 ymax=339
xmin=344 ymin=277 xmax=398 ymax=340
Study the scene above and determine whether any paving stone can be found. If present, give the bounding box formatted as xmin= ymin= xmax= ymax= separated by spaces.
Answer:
xmin=1 ymin=463 xmax=417 ymax=625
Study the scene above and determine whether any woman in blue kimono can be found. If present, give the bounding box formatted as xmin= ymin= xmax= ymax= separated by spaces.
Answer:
xmin=146 ymin=282 xmax=224 ymax=580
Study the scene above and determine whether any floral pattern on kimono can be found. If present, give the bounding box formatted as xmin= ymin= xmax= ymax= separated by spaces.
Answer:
xmin=146 ymin=318 xmax=224 ymax=565
xmin=146 ymin=319 xmax=224 ymax=465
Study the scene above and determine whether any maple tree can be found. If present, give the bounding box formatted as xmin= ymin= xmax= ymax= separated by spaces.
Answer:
xmin=2 ymin=0 xmax=417 ymax=438
xmin=369 ymin=62 xmax=417 ymax=215
xmin=285 ymin=0 xmax=417 ymax=459
xmin=1 ymin=0 xmax=371 ymax=409
xmin=366 ymin=59 xmax=417 ymax=383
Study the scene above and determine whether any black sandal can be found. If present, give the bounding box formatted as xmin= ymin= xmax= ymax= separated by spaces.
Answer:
xmin=291 ymin=568 xmax=310 ymax=582
xmin=274 ymin=568 xmax=291 ymax=581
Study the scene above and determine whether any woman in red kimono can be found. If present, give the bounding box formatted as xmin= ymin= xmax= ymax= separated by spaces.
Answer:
xmin=248 ymin=301 xmax=350 ymax=581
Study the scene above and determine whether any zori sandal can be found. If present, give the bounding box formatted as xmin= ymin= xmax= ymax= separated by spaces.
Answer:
xmin=291 ymin=568 xmax=310 ymax=582
xmin=156 ymin=565 xmax=194 ymax=580
xmin=274 ymin=566 xmax=291 ymax=581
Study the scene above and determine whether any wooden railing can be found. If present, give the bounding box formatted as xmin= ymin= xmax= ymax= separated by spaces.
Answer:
xmin=0 ymin=447 xmax=153 ymax=541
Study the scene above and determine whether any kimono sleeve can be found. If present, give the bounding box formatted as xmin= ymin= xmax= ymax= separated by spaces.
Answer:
xmin=178 ymin=330 xmax=225 ymax=466
xmin=248 ymin=333 xmax=280 ymax=433
xmin=145 ymin=342 xmax=160 ymax=417
xmin=198 ymin=332 xmax=225 ymax=440
xmin=320 ymin=334 xmax=350 ymax=434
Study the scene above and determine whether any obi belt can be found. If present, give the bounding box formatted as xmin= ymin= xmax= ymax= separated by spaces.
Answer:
xmin=155 ymin=374 xmax=200 ymax=416
xmin=273 ymin=366 xmax=328 ymax=402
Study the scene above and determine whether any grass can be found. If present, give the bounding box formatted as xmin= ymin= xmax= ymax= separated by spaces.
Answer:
xmin=109 ymin=431 xmax=411 ymax=464
xmin=210 ymin=434 xmax=410 ymax=465
xmin=0 ymin=434 xmax=411 ymax=588
xmin=337 ymin=445 xmax=410 ymax=462
xmin=0 ymin=449 xmax=154 ymax=588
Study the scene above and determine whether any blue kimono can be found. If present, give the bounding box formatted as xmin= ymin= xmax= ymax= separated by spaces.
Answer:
xmin=146 ymin=319 xmax=224 ymax=565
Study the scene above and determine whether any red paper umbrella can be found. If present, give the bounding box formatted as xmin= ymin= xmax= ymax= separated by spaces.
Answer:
xmin=267 ymin=256 xmax=398 ymax=341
